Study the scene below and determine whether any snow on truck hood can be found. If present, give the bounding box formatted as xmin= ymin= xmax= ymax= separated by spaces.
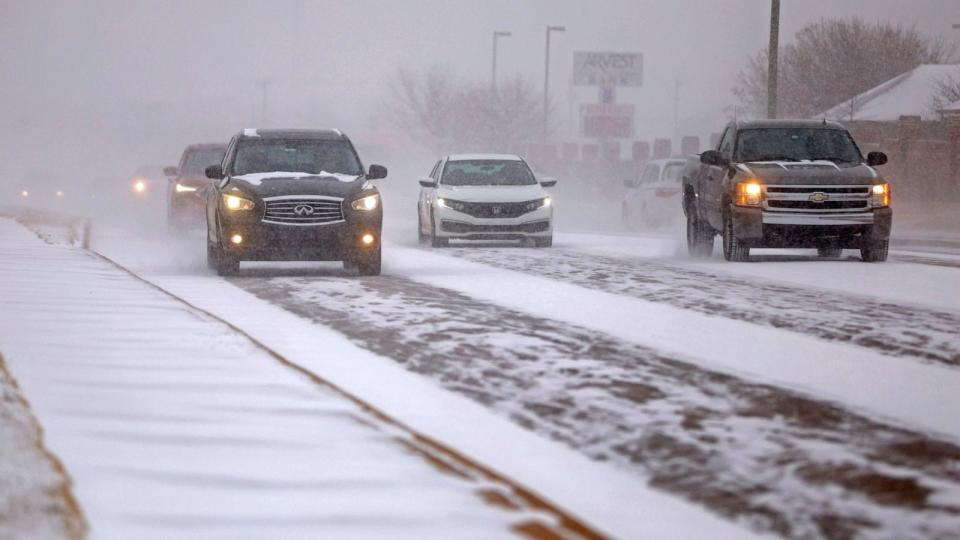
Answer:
xmin=436 ymin=184 xmax=548 ymax=203
xmin=738 ymin=161 xmax=879 ymax=185
xmin=232 ymin=171 xmax=361 ymax=185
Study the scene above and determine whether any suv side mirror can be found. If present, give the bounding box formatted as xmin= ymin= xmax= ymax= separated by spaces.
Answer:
xmin=866 ymin=151 xmax=887 ymax=166
xmin=539 ymin=177 xmax=558 ymax=188
xmin=163 ymin=166 xmax=178 ymax=177
xmin=418 ymin=177 xmax=438 ymax=188
xmin=205 ymin=164 xmax=223 ymax=179
xmin=368 ymin=164 xmax=388 ymax=180
xmin=700 ymin=150 xmax=728 ymax=166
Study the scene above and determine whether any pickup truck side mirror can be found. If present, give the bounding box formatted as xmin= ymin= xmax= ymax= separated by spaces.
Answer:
xmin=539 ymin=177 xmax=558 ymax=188
xmin=368 ymin=164 xmax=388 ymax=180
xmin=418 ymin=178 xmax=438 ymax=188
xmin=700 ymin=150 xmax=728 ymax=167
xmin=163 ymin=166 xmax=178 ymax=177
xmin=205 ymin=164 xmax=224 ymax=179
xmin=866 ymin=151 xmax=887 ymax=166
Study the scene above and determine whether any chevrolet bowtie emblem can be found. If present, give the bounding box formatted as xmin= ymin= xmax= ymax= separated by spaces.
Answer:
xmin=808 ymin=192 xmax=829 ymax=203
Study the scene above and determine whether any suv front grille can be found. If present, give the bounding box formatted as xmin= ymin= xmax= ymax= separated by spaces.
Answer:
xmin=763 ymin=185 xmax=871 ymax=213
xmin=262 ymin=196 xmax=344 ymax=225
xmin=444 ymin=199 xmax=544 ymax=219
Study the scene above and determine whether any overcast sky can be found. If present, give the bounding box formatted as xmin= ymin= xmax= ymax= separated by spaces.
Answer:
xmin=1 ymin=0 xmax=957 ymax=180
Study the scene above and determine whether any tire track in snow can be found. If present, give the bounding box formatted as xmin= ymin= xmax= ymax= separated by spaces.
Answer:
xmin=232 ymin=272 xmax=960 ymax=540
xmin=440 ymin=247 xmax=960 ymax=368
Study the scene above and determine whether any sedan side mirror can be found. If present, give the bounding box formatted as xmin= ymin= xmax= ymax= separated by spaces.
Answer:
xmin=205 ymin=164 xmax=223 ymax=179
xmin=368 ymin=164 xmax=388 ymax=180
xmin=700 ymin=150 xmax=728 ymax=167
xmin=163 ymin=166 xmax=178 ymax=177
xmin=539 ymin=177 xmax=558 ymax=188
xmin=866 ymin=151 xmax=887 ymax=167
xmin=418 ymin=178 xmax=438 ymax=188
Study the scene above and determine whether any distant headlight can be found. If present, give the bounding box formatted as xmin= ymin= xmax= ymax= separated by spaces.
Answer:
xmin=870 ymin=182 xmax=890 ymax=208
xmin=350 ymin=193 xmax=380 ymax=211
xmin=222 ymin=193 xmax=255 ymax=211
xmin=175 ymin=183 xmax=197 ymax=193
xmin=132 ymin=179 xmax=147 ymax=194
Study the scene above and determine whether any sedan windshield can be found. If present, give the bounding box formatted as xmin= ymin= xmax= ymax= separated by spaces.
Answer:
xmin=441 ymin=160 xmax=536 ymax=186
xmin=233 ymin=140 xmax=362 ymax=176
xmin=736 ymin=128 xmax=862 ymax=164
xmin=182 ymin=149 xmax=225 ymax=175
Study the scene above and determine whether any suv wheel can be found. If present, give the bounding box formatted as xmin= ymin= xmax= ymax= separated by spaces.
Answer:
xmin=355 ymin=247 xmax=382 ymax=276
xmin=722 ymin=211 xmax=750 ymax=262
xmin=860 ymin=239 xmax=889 ymax=263
xmin=214 ymin=246 xmax=239 ymax=276
xmin=686 ymin=210 xmax=714 ymax=258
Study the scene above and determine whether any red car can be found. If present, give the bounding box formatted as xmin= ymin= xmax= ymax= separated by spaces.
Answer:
xmin=165 ymin=143 xmax=227 ymax=231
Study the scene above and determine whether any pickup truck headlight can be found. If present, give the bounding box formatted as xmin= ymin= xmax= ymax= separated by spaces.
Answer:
xmin=175 ymin=183 xmax=197 ymax=193
xmin=350 ymin=194 xmax=380 ymax=211
xmin=734 ymin=180 xmax=763 ymax=206
xmin=222 ymin=193 xmax=255 ymax=211
xmin=870 ymin=183 xmax=890 ymax=208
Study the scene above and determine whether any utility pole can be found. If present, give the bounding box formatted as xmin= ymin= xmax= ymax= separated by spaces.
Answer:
xmin=767 ymin=0 xmax=780 ymax=119
xmin=544 ymin=25 xmax=566 ymax=138
xmin=491 ymin=31 xmax=511 ymax=92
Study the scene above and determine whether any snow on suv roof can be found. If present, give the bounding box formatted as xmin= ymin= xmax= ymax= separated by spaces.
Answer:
xmin=447 ymin=154 xmax=522 ymax=162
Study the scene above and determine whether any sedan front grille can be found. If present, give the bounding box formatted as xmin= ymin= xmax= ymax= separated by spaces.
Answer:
xmin=262 ymin=196 xmax=344 ymax=225
xmin=443 ymin=199 xmax=544 ymax=219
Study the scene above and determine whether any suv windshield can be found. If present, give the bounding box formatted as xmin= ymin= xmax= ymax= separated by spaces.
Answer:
xmin=736 ymin=128 xmax=862 ymax=164
xmin=182 ymin=149 xmax=225 ymax=175
xmin=233 ymin=139 xmax=362 ymax=176
xmin=441 ymin=160 xmax=536 ymax=186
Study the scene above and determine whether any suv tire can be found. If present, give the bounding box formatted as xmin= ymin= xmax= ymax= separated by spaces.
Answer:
xmin=214 ymin=246 xmax=239 ymax=276
xmin=860 ymin=239 xmax=889 ymax=263
xmin=355 ymin=247 xmax=382 ymax=276
xmin=722 ymin=210 xmax=750 ymax=262
xmin=686 ymin=210 xmax=714 ymax=258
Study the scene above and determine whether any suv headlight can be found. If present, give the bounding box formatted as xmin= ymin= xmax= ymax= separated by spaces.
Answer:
xmin=870 ymin=183 xmax=890 ymax=208
xmin=350 ymin=194 xmax=380 ymax=211
xmin=222 ymin=194 xmax=255 ymax=211
xmin=734 ymin=180 xmax=763 ymax=206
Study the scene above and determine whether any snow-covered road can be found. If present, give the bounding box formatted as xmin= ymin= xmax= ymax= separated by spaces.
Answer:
xmin=4 ymin=214 xmax=959 ymax=539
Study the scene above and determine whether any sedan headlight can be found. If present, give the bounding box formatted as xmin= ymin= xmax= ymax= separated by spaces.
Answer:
xmin=436 ymin=198 xmax=466 ymax=212
xmin=734 ymin=180 xmax=763 ymax=206
xmin=222 ymin=193 xmax=255 ymax=211
xmin=870 ymin=183 xmax=890 ymax=208
xmin=350 ymin=194 xmax=380 ymax=211
xmin=175 ymin=183 xmax=197 ymax=193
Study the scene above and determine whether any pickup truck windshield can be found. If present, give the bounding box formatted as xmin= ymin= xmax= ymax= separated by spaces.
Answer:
xmin=441 ymin=160 xmax=537 ymax=186
xmin=233 ymin=140 xmax=362 ymax=176
xmin=736 ymin=128 xmax=862 ymax=164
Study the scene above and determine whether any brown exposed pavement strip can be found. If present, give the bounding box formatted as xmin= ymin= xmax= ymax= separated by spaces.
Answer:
xmin=230 ymin=270 xmax=960 ymax=540
xmin=0 ymin=354 xmax=87 ymax=540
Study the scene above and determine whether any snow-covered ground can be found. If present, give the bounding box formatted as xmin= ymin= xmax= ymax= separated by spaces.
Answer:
xmin=4 ymin=210 xmax=960 ymax=539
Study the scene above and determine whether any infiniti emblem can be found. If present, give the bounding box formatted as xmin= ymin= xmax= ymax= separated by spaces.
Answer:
xmin=808 ymin=192 xmax=829 ymax=203
xmin=293 ymin=204 xmax=315 ymax=216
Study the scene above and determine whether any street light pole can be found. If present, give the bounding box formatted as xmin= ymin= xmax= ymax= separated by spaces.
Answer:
xmin=492 ymin=31 xmax=511 ymax=92
xmin=544 ymin=25 xmax=566 ymax=138
xmin=767 ymin=0 xmax=780 ymax=119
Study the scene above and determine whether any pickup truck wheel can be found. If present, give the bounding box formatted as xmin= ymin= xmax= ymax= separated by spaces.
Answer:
xmin=817 ymin=247 xmax=842 ymax=258
xmin=722 ymin=211 xmax=750 ymax=262
xmin=860 ymin=239 xmax=889 ymax=262
xmin=686 ymin=211 xmax=714 ymax=258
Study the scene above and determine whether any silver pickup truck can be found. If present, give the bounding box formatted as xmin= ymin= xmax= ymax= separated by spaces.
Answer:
xmin=681 ymin=119 xmax=892 ymax=262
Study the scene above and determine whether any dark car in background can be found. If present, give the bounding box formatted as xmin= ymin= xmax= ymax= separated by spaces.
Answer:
xmin=204 ymin=129 xmax=387 ymax=276
xmin=164 ymin=143 xmax=227 ymax=232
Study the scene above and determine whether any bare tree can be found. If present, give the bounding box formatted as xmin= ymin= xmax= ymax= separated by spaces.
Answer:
xmin=932 ymin=67 xmax=960 ymax=113
xmin=734 ymin=19 xmax=957 ymax=119
xmin=385 ymin=66 xmax=549 ymax=153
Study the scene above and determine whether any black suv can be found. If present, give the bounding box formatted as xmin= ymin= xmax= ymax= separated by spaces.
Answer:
xmin=204 ymin=129 xmax=387 ymax=276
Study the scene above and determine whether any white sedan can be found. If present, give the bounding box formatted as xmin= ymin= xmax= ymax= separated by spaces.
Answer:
xmin=622 ymin=158 xmax=686 ymax=229
xmin=417 ymin=154 xmax=556 ymax=247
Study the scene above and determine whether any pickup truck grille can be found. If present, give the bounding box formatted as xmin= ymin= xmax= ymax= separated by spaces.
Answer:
xmin=262 ymin=196 xmax=344 ymax=225
xmin=763 ymin=185 xmax=871 ymax=213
